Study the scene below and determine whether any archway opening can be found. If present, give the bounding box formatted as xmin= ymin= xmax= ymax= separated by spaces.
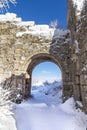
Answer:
xmin=31 ymin=61 xmax=62 ymax=104
xmin=25 ymin=53 xmax=65 ymax=101
xmin=32 ymin=61 xmax=62 ymax=86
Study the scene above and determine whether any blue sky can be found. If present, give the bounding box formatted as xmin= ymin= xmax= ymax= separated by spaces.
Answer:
xmin=32 ymin=62 xmax=62 ymax=81
xmin=1 ymin=0 xmax=67 ymax=28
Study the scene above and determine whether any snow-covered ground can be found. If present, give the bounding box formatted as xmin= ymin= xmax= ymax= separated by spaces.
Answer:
xmin=12 ymin=80 xmax=87 ymax=130
xmin=0 ymin=80 xmax=87 ymax=130
xmin=0 ymin=87 xmax=17 ymax=130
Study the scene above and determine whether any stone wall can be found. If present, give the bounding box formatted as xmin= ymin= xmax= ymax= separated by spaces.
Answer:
xmin=0 ymin=0 xmax=87 ymax=113
xmin=68 ymin=0 xmax=87 ymax=113
xmin=0 ymin=17 xmax=73 ymax=102
xmin=78 ymin=2 xmax=87 ymax=113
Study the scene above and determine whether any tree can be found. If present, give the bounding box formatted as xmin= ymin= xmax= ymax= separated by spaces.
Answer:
xmin=49 ymin=19 xmax=58 ymax=29
xmin=0 ymin=0 xmax=16 ymax=10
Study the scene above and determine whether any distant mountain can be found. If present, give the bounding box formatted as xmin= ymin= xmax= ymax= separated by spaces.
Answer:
xmin=32 ymin=78 xmax=62 ymax=86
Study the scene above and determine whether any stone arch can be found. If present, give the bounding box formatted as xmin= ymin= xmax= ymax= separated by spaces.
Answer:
xmin=24 ymin=53 xmax=64 ymax=98
xmin=27 ymin=53 xmax=63 ymax=73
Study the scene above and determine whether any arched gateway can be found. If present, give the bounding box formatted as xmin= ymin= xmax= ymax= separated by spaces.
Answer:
xmin=0 ymin=19 xmax=73 ymax=102
xmin=25 ymin=53 xmax=63 ymax=98
xmin=0 ymin=15 xmax=79 ymax=104
xmin=24 ymin=46 xmax=73 ymax=101
xmin=0 ymin=0 xmax=87 ymax=113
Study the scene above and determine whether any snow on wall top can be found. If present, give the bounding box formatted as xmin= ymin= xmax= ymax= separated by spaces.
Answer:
xmin=0 ymin=13 xmax=70 ymax=41
xmin=72 ymin=0 xmax=85 ymax=17
xmin=0 ymin=13 xmax=22 ymax=22
xmin=16 ymin=24 xmax=69 ymax=41
xmin=16 ymin=20 xmax=69 ymax=40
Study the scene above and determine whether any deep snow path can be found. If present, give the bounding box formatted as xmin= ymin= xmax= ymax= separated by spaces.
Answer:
xmin=13 ymin=85 xmax=87 ymax=130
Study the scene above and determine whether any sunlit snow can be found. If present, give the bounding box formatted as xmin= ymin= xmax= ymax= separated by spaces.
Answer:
xmin=0 ymin=13 xmax=21 ymax=22
xmin=0 ymin=13 xmax=69 ymax=41
xmin=0 ymin=80 xmax=87 ymax=130
xmin=0 ymin=10 xmax=87 ymax=130
xmin=13 ymin=81 xmax=87 ymax=130
xmin=72 ymin=0 xmax=85 ymax=17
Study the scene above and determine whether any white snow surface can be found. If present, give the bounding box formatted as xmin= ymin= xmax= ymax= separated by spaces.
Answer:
xmin=0 ymin=13 xmax=69 ymax=40
xmin=16 ymin=25 xmax=69 ymax=40
xmin=0 ymin=87 xmax=17 ymax=130
xmin=0 ymin=13 xmax=22 ymax=22
xmin=0 ymin=80 xmax=87 ymax=130
xmin=73 ymin=0 xmax=85 ymax=10
xmin=17 ymin=21 xmax=35 ymax=27
xmin=12 ymin=81 xmax=87 ymax=130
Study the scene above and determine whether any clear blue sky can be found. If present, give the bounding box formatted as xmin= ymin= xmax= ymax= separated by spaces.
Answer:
xmin=32 ymin=62 xmax=62 ymax=81
xmin=1 ymin=0 xmax=67 ymax=28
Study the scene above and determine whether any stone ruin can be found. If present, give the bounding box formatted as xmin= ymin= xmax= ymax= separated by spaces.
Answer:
xmin=0 ymin=0 xmax=87 ymax=113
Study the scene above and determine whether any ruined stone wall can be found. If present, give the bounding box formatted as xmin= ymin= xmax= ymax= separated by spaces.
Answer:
xmin=68 ymin=0 xmax=87 ymax=113
xmin=79 ymin=2 xmax=87 ymax=113
xmin=0 ymin=18 xmax=72 ymax=102
xmin=0 ymin=0 xmax=87 ymax=113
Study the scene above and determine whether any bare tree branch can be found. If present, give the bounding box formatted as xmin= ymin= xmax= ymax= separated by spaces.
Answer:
xmin=0 ymin=0 xmax=16 ymax=10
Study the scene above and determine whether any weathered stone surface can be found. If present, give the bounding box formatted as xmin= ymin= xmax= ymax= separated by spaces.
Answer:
xmin=0 ymin=19 xmax=72 ymax=103
xmin=0 ymin=0 xmax=87 ymax=113
xmin=68 ymin=0 xmax=87 ymax=113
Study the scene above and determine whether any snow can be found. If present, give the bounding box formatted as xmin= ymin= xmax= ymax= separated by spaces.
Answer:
xmin=16 ymin=25 xmax=55 ymax=40
xmin=16 ymin=20 xmax=70 ymax=40
xmin=0 ymin=13 xmax=22 ymax=22
xmin=0 ymin=11 xmax=87 ymax=130
xmin=73 ymin=0 xmax=85 ymax=10
xmin=72 ymin=0 xmax=85 ymax=17
xmin=32 ymin=78 xmax=62 ymax=86
xmin=75 ymin=40 xmax=80 ymax=53
xmin=17 ymin=21 xmax=35 ymax=28
xmin=0 ymin=87 xmax=17 ymax=130
xmin=0 ymin=13 xmax=69 ymax=40
xmin=82 ymin=65 xmax=87 ymax=72
xmin=16 ymin=26 xmax=69 ymax=41
xmin=76 ymin=100 xmax=83 ymax=108
xmin=53 ymin=29 xmax=70 ymax=39
xmin=0 ymin=80 xmax=87 ymax=130
xmin=12 ymin=81 xmax=87 ymax=130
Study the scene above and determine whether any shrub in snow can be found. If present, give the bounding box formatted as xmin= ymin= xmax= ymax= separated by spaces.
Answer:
xmin=1 ymin=77 xmax=23 ymax=104
xmin=49 ymin=19 xmax=58 ymax=29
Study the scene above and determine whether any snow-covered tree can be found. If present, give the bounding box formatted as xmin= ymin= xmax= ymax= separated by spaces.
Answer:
xmin=0 ymin=0 xmax=16 ymax=10
xmin=49 ymin=19 xmax=58 ymax=29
